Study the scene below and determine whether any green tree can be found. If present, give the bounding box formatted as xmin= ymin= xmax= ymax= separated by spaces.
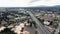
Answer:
xmin=8 ymin=21 xmax=16 ymax=25
xmin=35 ymin=31 xmax=38 ymax=34
xmin=0 ymin=28 xmax=16 ymax=34
xmin=53 ymin=19 xmax=59 ymax=28
xmin=30 ymin=21 xmax=37 ymax=28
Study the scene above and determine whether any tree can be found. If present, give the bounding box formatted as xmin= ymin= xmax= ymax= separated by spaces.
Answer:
xmin=8 ymin=21 xmax=16 ymax=25
xmin=53 ymin=19 xmax=59 ymax=28
xmin=29 ymin=21 xmax=37 ymax=28
xmin=38 ymin=18 xmax=44 ymax=25
xmin=33 ymin=21 xmax=37 ymax=28
xmin=30 ymin=21 xmax=32 ymax=27
xmin=0 ymin=28 xmax=16 ymax=34
xmin=35 ymin=31 xmax=38 ymax=34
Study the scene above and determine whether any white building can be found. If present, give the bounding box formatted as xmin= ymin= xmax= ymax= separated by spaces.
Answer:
xmin=0 ymin=26 xmax=6 ymax=32
xmin=44 ymin=21 xmax=50 ymax=25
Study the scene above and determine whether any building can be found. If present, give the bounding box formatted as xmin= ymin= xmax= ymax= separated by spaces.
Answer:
xmin=44 ymin=21 xmax=50 ymax=25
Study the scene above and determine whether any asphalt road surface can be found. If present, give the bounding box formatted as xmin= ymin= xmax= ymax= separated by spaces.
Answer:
xmin=55 ymin=23 xmax=60 ymax=34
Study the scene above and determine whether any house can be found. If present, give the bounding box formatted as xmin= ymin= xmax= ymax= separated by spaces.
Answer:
xmin=44 ymin=21 xmax=50 ymax=25
xmin=7 ymin=15 xmax=14 ymax=19
xmin=1 ymin=20 xmax=7 ymax=25
xmin=0 ymin=26 xmax=6 ymax=32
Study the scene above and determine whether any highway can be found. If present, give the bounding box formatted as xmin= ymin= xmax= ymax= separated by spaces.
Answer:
xmin=55 ymin=23 xmax=60 ymax=34
xmin=27 ymin=11 xmax=51 ymax=34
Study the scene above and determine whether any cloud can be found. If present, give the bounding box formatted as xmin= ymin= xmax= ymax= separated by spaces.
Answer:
xmin=0 ymin=0 xmax=31 ymax=7
xmin=29 ymin=0 xmax=60 ymax=7
xmin=29 ymin=0 xmax=39 ymax=3
xmin=0 ymin=0 xmax=60 ymax=7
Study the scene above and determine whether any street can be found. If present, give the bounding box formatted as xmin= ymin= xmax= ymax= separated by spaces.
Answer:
xmin=27 ymin=11 xmax=51 ymax=34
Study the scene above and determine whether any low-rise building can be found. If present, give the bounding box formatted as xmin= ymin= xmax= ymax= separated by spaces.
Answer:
xmin=44 ymin=21 xmax=50 ymax=25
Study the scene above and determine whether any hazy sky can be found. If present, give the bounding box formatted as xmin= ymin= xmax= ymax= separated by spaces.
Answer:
xmin=0 ymin=0 xmax=60 ymax=7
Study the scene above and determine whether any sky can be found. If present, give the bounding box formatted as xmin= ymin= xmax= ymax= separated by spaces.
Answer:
xmin=0 ymin=0 xmax=60 ymax=7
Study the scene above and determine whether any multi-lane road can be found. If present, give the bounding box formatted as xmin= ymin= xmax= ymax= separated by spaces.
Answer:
xmin=55 ymin=23 xmax=60 ymax=34
xmin=27 ymin=11 xmax=51 ymax=34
